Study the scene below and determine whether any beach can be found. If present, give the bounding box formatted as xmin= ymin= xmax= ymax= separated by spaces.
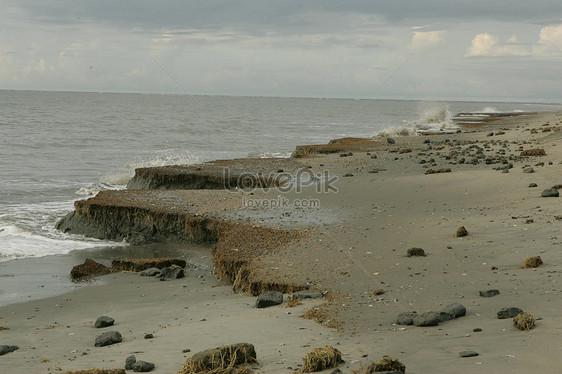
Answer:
xmin=1 ymin=110 xmax=561 ymax=373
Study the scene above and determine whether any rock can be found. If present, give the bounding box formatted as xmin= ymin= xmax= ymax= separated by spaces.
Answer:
xmin=139 ymin=268 xmax=161 ymax=277
xmin=497 ymin=307 xmax=523 ymax=319
xmin=342 ymin=173 xmax=354 ymax=177
xmin=387 ymin=138 xmax=396 ymax=144
xmin=487 ymin=132 xmax=494 ymax=137
xmin=157 ymin=266 xmax=184 ymax=279
xmin=373 ymin=288 xmax=385 ymax=296
xmin=523 ymin=167 xmax=534 ymax=173
xmin=413 ymin=311 xmax=440 ymax=326
xmin=132 ymin=360 xmax=155 ymax=372
xmin=529 ymin=183 xmax=538 ymax=187
xmin=406 ymin=247 xmax=425 ymax=257
xmin=95 ymin=331 xmax=123 ymax=347
xmin=111 ymin=258 xmax=187 ymax=272
xmin=456 ymin=226 xmax=468 ymax=237
xmin=256 ymin=291 xmax=283 ymax=308
xmin=522 ymin=256 xmax=543 ymax=268
xmin=437 ymin=312 xmax=455 ymax=323
xmin=144 ymin=333 xmax=153 ymax=339
xmin=70 ymin=258 xmax=110 ymax=280
xmin=479 ymin=289 xmax=500 ymax=298
xmin=0 ymin=345 xmax=19 ymax=356
xmin=396 ymin=311 xmax=417 ymax=325
xmin=95 ymin=316 xmax=115 ymax=328
xmin=459 ymin=351 xmax=479 ymax=358
xmin=541 ymin=188 xmax=559 ymax=197
xmin=125 ymin=232 xmax=148 ymax=245
xmin=441 ymin=303 xmax=466 ymax=318
xmin=473 ymin=328 xmax=482 ymax=332
xmin=371 ymin=154 xmax=377 ymax=159
xmin=126 ymin=355 xmax=137 ymax=370
xmin=290 ymin=290 xmax=323 ymax=300
xmin=423 ymin=139 xmax=431 ymax=144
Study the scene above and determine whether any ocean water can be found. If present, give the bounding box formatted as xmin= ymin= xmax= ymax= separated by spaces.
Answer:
xmin=2 ymin=90 xmax=561 ymax=265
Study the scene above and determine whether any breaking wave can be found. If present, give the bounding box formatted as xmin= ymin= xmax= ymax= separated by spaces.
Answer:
xmin=377 ymin=102 xmax=456 ymax=137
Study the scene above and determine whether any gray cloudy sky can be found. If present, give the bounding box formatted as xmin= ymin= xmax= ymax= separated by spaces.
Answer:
xmin=1 ymin=1 xmax=561 ymax=101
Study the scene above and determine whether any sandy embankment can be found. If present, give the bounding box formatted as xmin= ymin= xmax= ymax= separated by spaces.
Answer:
xmin=1 ymin=111 xmax=561 ymax=374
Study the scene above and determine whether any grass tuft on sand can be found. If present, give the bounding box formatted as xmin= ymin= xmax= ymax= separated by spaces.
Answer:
xmin=301 ymin=345 xmax=343 ymax=372
xmin=513 ymin=312 xmax=536 ymax=331
xmin=178 ymin=343 xmax=257 ymax=374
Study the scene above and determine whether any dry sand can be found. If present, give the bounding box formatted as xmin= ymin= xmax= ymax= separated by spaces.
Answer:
xmin=1 ymin=111 xmax=561 ymax=373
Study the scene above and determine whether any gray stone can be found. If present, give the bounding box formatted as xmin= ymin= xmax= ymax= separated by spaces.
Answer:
xmin=437 ymin=312 xmax=455 ymax=323
xmin=407 ymin=247 xmax=425 ymax=257
xmin=94 ymin=316 xmax=115 ymax=328
xmin=541 ymin=188 xmax=559 ymax=197
xmin=523 ymin=167 xmax=534 ymax=173
xmin=497 ymin=307 xmax=523 ymax=319
xmin=487 ymin=132 xmax=494 ymax=137
xmin=139 ymin=268 xmax=161 ymax=277
xmin=529 ymin=183 xmax=538 ymax=187
xmin=459 ymin=351 xmax=479 ymax=358
xmin=479 ymin=289 xmax=500 ymax=298
xmin=158 ymin=266 xmax=184 ymax=279
xmin=94 ymin=331 xmax=123 ymax=347
xmin=413 ymin=311 xmax=440 ymax=327
xmin=144 ymin=333 xmax=153 ymax=339
xmin=387 ymin=137 xmax=396 ymax=144
xmin=441 ymin=303 xmax=466 ymax=318
xmin=396 ymin=311 xmax=417 ymax=325
xmin=126 ymin=355 xmax=137 ymax=370
xmin=133 ymin=360 xmax=155 ymax=372
xmin=290 ymin=290 xmax=323 ymax=300
xmin=255 ymin=291 xmax=283 ymax=308
xmin=0 ymin=345 xmax=19 ymax=356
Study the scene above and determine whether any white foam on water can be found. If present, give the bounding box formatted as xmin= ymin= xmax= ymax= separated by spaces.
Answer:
xmin=377 ymin=102 xmax=457 ymax=137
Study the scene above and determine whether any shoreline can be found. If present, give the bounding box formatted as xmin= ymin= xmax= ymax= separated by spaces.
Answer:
xmin=1 ymin=110 xmax=561 ymax=373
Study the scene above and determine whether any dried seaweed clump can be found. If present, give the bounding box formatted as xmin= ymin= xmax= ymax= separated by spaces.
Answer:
xmin=522 ymin=256 xmax=543 ymax=268
xmin=62 ymin=369 xmax=125 ymax=374
xmin=365 ymin=356 xmax=406 ymax=373
xmin=513 ymin=312 xmax=536 ymax=331
xmin=520 ymin=148 xmax=546 ymax=156
xmin=301 ymin=345 xmax=343 ymax=372
xmin=178 ymin=343 xmax=257 ymax=374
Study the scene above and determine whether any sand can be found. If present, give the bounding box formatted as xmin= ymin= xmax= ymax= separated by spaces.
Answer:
xmin=1 ymin=111 xmax=561 ymax=373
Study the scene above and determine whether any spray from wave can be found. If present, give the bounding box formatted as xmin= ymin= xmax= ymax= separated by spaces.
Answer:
xmin=377 ymin=102 xmax=456 ymax=137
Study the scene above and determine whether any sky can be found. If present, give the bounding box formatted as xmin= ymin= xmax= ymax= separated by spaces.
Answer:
xmin=1 ymin=1 xmax=561 ymax=102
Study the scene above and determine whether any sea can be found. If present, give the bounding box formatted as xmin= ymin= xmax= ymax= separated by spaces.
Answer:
xmin=1 ymin=89 xmax=561 ymax=306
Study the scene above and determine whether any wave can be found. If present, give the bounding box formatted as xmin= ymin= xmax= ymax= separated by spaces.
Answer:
xmin=377 ymin=102 xmax=456 ymax=137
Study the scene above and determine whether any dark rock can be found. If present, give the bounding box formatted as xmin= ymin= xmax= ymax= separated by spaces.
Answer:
xmin=437 ymin=312 xmax=455 ymax=322
xmin=541 ymin=188 xmax=559 ymax=197
xmin=94 ymin=331 xmax=123 ymax=347
xmin=126 ymin=355 xmax=137 ymax=370
xmin=473 ymin=328 xmax=482 ymax=332
xmin=342 ymin=173 xmax=354 ymax=177
xmin=441 ymin=303 xmax=466 ymax=318
xmin=387 ymin=138 xmax=396 ymax=144
xmin=0 ymin=345 xmax=19 ymax=356
xmin=413 ymin=311 xmax=440 ymax=326
xmin=523 ymin=167 xmax=534 ymax=173
xmin=459 ymin=351 xmax=479 ymax=358
xmin=290 ymin=290 xmax=323 ymax=300
xmin=479 ymin=289 xmax=500 ymax=298
xmin=125 ymin=232 xmax=148 ymax=245
xmin=529 ymin=183 xmax=538 ymax=187
xmin=95 ymin=316 xmax=115 ymax=328
xmin=487 ymin=132 xmax=494 ymax=137
xmin=256 ymin=291 xmax=283 ymax=308
xmin=371 ymin=154 xmax=377 ymax=159
xmin=70 ymin=258 xmax=110 ymax=280
xmin=133 ymin=360 xmax=155 ymax=372
xmin=406 ymin=247 xmax=425 ymax=257
xmin=455 ymin=226 xmax=468 ymax=237
xmin=157 ymin=266 xmax=184 ymax=279
xmin=139 ymin=267 xmax=161 ymax=277
xmin=396 ymin=311 xmax=417 ymax=325
xmin=144 ymin=333 xmax=153 ymax=339
xmin=112 ymin=258 xmax=186 ymax=272
xmin=182 ymin=348 xmax=191 ymax=353
xmin=497 ymin=307 xmax=523 ymax=319
xmin=423 ymin=139 xmax=431 ymax=144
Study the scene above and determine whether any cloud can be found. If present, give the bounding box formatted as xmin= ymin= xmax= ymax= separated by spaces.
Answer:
xmin=410 ymin=30 xmax=445 ymax=50
xmin=534 ymin=24 xmax=562 ymax=55
xmin=465 ymin=33 xmax=498 ymax=56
